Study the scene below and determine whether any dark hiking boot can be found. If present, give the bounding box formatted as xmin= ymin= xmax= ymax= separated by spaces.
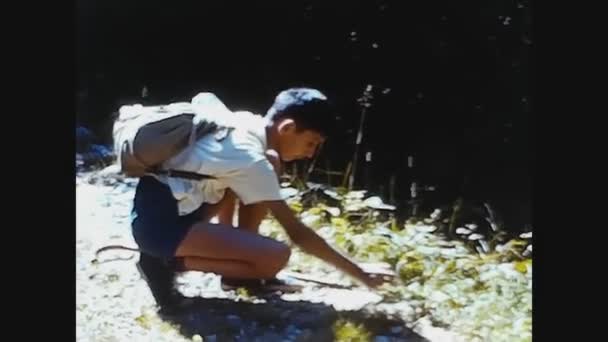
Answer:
xmin=136 ymin=254 xmax=192 ymax=315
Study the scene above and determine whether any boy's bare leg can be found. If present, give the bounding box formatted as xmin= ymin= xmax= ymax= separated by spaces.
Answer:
xmin=175 ymin=222 xmax=290 ymax=279
xmin=238 ymin=202 xmax=268 ymax=234
xmin=202 ymin=189 xmax=269 ymax=234
xmin=181 ymin=187 xmax=284 ymax=280
xmin=196 ymin=189 xmax=237 ymax=225
xmin=216 ymin=189 xmax=237 ymax=225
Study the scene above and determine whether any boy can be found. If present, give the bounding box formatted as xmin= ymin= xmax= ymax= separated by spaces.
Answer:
xmin=132 ymin=88 xmax=390 ymax=313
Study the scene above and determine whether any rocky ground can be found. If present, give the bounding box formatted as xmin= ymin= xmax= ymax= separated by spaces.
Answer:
xmin=76 ymin=169 xmax=461 ymax=342
xmin=76 ymin=122 xmax=531 ymax=342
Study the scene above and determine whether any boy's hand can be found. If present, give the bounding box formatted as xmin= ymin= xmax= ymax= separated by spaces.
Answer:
xmin=358 ymin=272 xmax=392 ymax=288
xmin=356 ymin=262 xmax=396 ymax=289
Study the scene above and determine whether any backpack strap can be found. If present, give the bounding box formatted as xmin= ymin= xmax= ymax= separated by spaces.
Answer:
xmin=144 ymin=125 xmax=235 ymax=181
xmin=148 ymin=168 xmax=216 ymax=181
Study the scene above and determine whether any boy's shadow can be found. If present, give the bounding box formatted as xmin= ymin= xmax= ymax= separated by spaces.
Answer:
xmin=162 ymin=292 xmax=429 ymax=342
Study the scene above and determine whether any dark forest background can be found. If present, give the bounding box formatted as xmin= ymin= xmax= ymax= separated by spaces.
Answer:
xmin=76 ymin=0 xmax=533 ymax=233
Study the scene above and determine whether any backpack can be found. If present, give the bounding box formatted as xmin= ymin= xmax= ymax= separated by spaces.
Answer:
xmin=112 ymin=92 xmax=233 ymax=180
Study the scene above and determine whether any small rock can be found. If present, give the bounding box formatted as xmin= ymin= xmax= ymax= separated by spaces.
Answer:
xmin=99 ymin=164 xmax=122 ymax=176
xmin=344 ymin=202 xmax=366 ymax=212
xmin=468 ymin=233 xmax=484 ymax=241
xmin=346 ymin=190 xmax=367 ymax=199
xmin=301 ymin=214 xmax=321 ymax=227
xmin=305 ymin=182 xmax=323 ymax=190
xmin=429 ymin=209 xmax=441 ymax=220
xmin=456 ymin=227 xmax=472 ymax=235
xmin=280 ymin=187 xmax=299 ymax=199
xmin=465 ymin=223 xmax=478 ymax=230
xmin=323 ymin=189 xmax=342 ymax=200
xmin=192 ymin=334 xmax=203 ymax=342
xmin=415 ymin=225 xmax=436 ymax=233
xmin=520 ymin=232 xmax=532 ymax=239
xmin=364 ymin=196 xmax=396 ymax=210
xmin=124 ymin=178 xmax=138 ymax=187
xmin=324 ymin=207 xmax=341 ymax=217
xmin=523 ymin=244 xmax=533 ymax=257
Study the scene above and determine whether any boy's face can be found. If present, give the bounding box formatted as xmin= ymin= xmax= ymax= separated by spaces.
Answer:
xmin=278 ymin=121 xmax=325 ymax=162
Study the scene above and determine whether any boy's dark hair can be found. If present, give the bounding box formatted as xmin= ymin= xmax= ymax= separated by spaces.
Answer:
xmin=265 ymin=87 xmax=339 ymax=138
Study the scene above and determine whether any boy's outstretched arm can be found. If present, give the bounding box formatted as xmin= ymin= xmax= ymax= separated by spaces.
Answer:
xmin=265 ymin=200 xmax=387 ymax=288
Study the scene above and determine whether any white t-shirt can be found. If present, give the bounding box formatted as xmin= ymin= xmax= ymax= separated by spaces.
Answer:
xmin=154 ymin=111 xmax=282 ymax=215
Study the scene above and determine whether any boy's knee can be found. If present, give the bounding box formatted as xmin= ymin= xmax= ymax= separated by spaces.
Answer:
xmin=277 ymin=243 xmax=291 ymax=265
xmin=259 ymin=243 xmax=291 ymax=277
xmin=270 ymin=243 xmax=291 ymax=268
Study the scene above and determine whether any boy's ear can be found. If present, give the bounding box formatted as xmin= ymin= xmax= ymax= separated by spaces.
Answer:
xmin=277 ymin=118 xmax=297 ymax=134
